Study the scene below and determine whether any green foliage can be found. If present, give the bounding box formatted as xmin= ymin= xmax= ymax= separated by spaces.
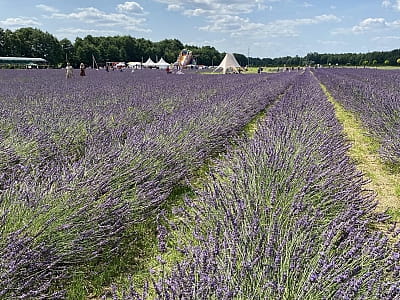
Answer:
xmin=387 ymin=208 xmax=400 ymax=222
xmin=192 ymin=45 xmax=223 ymax=66
xmin=0 ymin=27 xmax=63 ymax=65
xmin=66 ymin=220 xmax=159 ymax=299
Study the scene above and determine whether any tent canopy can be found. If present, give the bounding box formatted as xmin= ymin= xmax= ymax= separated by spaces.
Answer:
xmin=214 ymin=53 xmax=241 ymax=74
xmin=143 ymin=57 xmax=156 ymax=67
xmin=155 ymin=57 xmax=170 ymax=69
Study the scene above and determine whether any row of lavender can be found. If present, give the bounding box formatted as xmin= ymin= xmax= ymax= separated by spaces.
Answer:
xmin=313 ymin=68 xmax=400 ymax=165
xmin=0 ymin=69 xmax=297 ymax=298
xmin=116 ymin=70 xmax=399 ymax=299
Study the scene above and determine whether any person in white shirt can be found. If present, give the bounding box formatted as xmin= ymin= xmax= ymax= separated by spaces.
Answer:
xmin=66 ymin=63 xmax=73 ymax=78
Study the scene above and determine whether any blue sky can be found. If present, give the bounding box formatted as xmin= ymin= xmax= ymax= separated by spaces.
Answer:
xmin=0 ymin=0 xmax=399 ymax=58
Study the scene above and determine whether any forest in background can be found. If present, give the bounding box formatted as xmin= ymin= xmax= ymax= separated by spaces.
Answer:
xmin=1 ymin=27 xmax=400 ymax=68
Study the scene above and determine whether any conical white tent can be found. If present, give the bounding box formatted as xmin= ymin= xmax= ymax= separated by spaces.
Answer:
xmin=143 ymin=57 xmax=156 ymax=68
xmin=155 ymin=57 xmax=170 ymax=69
xmin=214 ymin=53 xmax=241 ymax=74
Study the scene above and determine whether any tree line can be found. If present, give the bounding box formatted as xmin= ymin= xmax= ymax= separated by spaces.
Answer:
xmin=0 ymin=27 xmax=223 ymax=68
xmin=1 ymin=27 xmax=400 ymax=68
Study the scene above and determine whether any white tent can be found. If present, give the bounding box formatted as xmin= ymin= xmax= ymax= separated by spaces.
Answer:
xmin=143 ymin=57 xmax=156 ymax=68
xmin=214 ymin=53 xmax=242 ymax=74
xmin=155 ymin=57 xmax=170 ymax=69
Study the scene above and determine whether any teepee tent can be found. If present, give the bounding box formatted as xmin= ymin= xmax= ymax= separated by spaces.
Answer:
xmin=214 ymin=53 xmax=241 ymax=74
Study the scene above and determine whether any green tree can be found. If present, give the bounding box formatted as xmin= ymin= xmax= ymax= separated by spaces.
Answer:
xmin=189 ymin=45 xmax=223 ymax=66
xmin=0 ymin=28 xmax=6 ymax=56
xmin=305 ymin=52 xmax=321 ymax=65
xmin=232 ymin=53 xmax=247 ymax=66
xmin=397 ymin=58 xmax=400 ymax=65
xmin=119 ymin=36 xmax=137 ymax=62
xmin=135 ymin=38 xmax=154 ymax=63
xmin=9 ymin=27 xmax=62 ymax=66
xmin=0 ymin=29 xmax=14 ymax=56
xmin=74 ymin=37 xmax=100 ymax=66
xmin=97 ymin=37 xmax=113 ymax=62
xmin=154 ymin=39 xmax=184 ymax=63
xmin=60 ymin=38 xmax=74 ymax=65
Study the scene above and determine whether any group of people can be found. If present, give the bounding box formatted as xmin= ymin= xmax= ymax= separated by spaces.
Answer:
xmin=67 ymin=62 xmax=178 ymax=77
xmin=65 ymin=62 xmax=86 ymax=78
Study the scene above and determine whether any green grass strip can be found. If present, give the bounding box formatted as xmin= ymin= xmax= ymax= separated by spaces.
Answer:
xmin=319 ymin=83 xmax=400 ymax=220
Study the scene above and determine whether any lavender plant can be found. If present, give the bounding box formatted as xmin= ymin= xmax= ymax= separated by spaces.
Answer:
xmin=116 ymin=70 xmax=399 ymax=299
xmin=0 ymin=69 xmax=297 ymax=297
xmin=313 ymin=68 xmax=400 ymax=165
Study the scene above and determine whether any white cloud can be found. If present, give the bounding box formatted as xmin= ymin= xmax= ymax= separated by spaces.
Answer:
xmin=199 ymin=38 xmax=227 ymax=46
xmin=200 ymin=14 xmax=341 ymax=39
xmin=185 ymin=38 xmax=227 ymax=49
xmin=36 ymin=4 xmax=59 ymax=13
xmin=382 ymin=0 xmax=391 ymax=8
xmin=274 ymin=14 xmax=341 ymax=27
xmin=0 ymin=17 xmax=41 ymax=28
xmin=381 ymin=0 xmax=400 ymax=10
xmin=155 ymin=0 xmax=271 ymax=16
xmin=116 ymin=2 xmax=144 ymax=14
xmin=49 ymin=7 xmax=149 ymax=32
xmin=184 ymin=8 xmax=208 ymax=16
xmin=372 ymin=35 xmax=400 ymax=41
xmin=351 ymin=17 xmax=400 ymax=33
xmin=200 ymin=15 xmax=264 ymax=33
xmin=56 ymin=27 xmax=121 ymax=37
xmin=167 ymin=4 xmax=182 ymax=11
xmin=317 ymin=40 xmax=345 ymax=46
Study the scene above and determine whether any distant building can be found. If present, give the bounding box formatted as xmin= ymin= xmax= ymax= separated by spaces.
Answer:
xmin=0 ymin=57 xmax=48 ymax=69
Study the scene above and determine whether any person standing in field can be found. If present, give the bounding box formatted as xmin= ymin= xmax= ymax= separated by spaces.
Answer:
xmin=66 ymin=63 xmax=73 ymax=78
xmin=80 ymin=63 xmax=86 ymax=76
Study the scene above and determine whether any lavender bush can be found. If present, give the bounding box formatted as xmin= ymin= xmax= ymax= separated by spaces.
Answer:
xmin=313 ymin=68 xmax=400 ymax=165
xmin=0 ymin=69 xmax=297 ymax=297
xmin=116 ymin=70 xmax=399 ymax=299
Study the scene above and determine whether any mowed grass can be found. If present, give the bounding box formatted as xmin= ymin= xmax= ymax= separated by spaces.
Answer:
xmin=319 ymin=83 xmax=400 ymax=221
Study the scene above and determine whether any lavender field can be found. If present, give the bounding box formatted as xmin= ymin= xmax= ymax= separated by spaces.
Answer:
xmin=0 ymin=69 xmax=296 ymax=298
xmin=113 ymin=70 xmax=399 ymax=299
xmin=0 ymin=68 xmax=399 ymax=299
xmin=313 ymin=68 xmax=400 ymax=165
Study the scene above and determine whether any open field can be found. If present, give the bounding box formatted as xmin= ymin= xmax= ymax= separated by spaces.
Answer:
xmin=0 ymin=68 xmax=399 ymax=299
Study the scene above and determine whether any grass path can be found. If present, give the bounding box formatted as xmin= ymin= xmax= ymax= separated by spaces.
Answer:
xmin=319 ymin=83 xmax=400 ymax=220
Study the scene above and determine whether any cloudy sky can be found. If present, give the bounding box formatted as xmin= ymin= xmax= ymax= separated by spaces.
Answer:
xmin=0 ymin=0 xmax=399 ymax=58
